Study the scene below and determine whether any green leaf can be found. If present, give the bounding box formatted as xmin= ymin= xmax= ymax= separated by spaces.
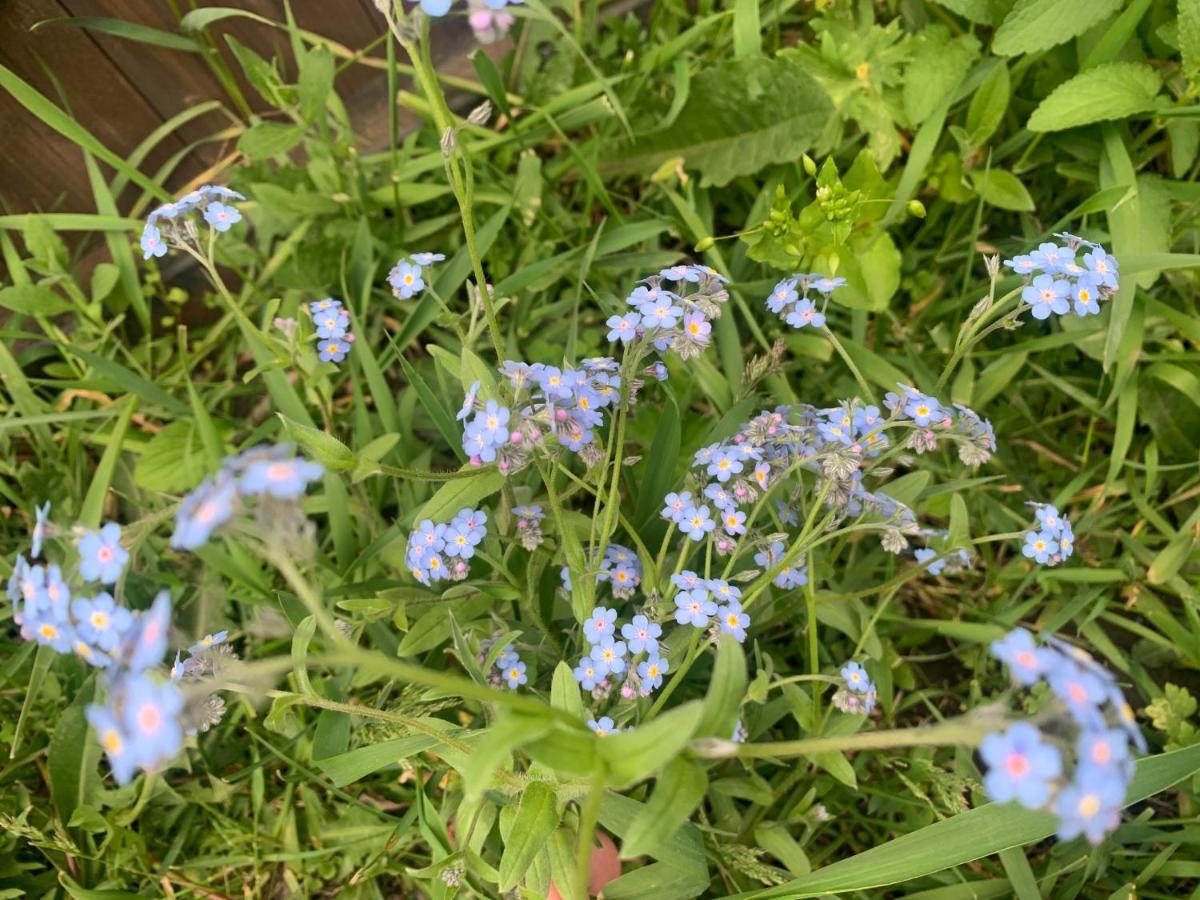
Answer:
xmin=316 ymin=720 xmax=466 ymax=786
xmin=238 ymin=122 xmax=305 ymax=161
xmin=734 ymin=743 xmax=1200 ymax=898
xmin=696 ymin=636 xmax=746 ymax=739
xmin=499 ymin=781 xmax=560 ymax=891
xmin=969 ymin=169 xmax=1035 ymax=212
xmin=418 ymin=468 xmax=505 ymax=522
xmin=471 ymin=49 xmax=511 ymax=119
xmin=396 ymin=606 xmax=455 ymax=657
xmin=733 ymin=0 xmax=762 ymax=58
xmin=620 ymin=756 xmax=708 ymax=859
xmin=80 ymin=401 xmax=136 ymax=528
xmin=1028 ymin=62 xmax=1161 ymax=132
xmin=0 ymin=284 xmax=73 ymax=316
xmin=277 ymin=414 xmax=354 ymax=471
xmin=48 ymin=683 xmax=97 ymax=824
xmin=34 ymin=16 xmax=204 ymax=52
xmin=298 ymin=45 xmax=334 ymax=122
xmin=133 ymin=421 xmax=210 ymax=492
xmin=966 ymin=63 xmax=1010 ymax=145
xmin=993 ymin=0 xmax=1122 ymax=57
xmin=550 ymin=661 xmax=585 ymax=720
xmin=1180 ymin=0 xmax=1200 ymax=89
xmin=597 ymin=702 xmax=704 ymax=787
xmin=634 ymin=394 xmax=681 ymax=526
xmin=609 ymin=56 xmax=831 ymax=186
xmin=903 ymin=29 xmax=979 ymax=125
xmin=754 ymin=822 xmax=812 ymax=877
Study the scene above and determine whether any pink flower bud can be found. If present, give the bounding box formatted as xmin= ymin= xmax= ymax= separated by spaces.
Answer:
xmin=510 ymin=430 xmax=523 ymax=443
xmin=555 ymin=409 xmax=568 ymax=423
xmin=470 ymin=455 xmax=482 ymax=467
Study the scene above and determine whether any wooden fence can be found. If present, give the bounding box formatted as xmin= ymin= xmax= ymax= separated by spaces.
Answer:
xmin=0 ymin=0 xmax=484 ymax=216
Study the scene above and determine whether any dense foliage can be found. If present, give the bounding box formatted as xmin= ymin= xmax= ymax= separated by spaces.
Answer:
xmin=2 ymin=1 xmax=1200 ymax=897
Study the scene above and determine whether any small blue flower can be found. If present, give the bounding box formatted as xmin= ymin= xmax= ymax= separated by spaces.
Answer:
xmin=172 ymin=475 xmax=238 ymax=550
xmin=1049 ymin=665 xmax=1107 ymax=726
xmin=621 ymin=614 xmax=662 ymax=655
xmin=72 ymin=592 xmax=132 ymax=652
xmin=681 ymin=312 xmax=711 ymax=344
xmin=1082 ymin=249 xmax=1119 ymax=288
xmin=584 ymin=606 xmax=618 ymax=644
xmin=1071 ymin=275 xmax=1102 ymax=316
xmin=1034 ymin=504 xmax=1066 ymax=536
xmin=410 ymin=252 xmax=445 ymax=266
xmin=588 ymin=716 xmax=616 ymax=736
xmin=784 ymin=298 xmax=825 ymax=329
xmin=607 ymin=314 xmax=639 ymax=343
xmin=1022 ymin=530 xmax=1057 ymax=565
xmin=704 ymin=484 xmax=736 ymax=511
xmin=766 ymin=278 xmax=798 ymax=314
xmin=716 ymin=601 xmax=750 ymax=642
xmin=812 ymin=276 xmax=846 ymax=294
xmin=638 ymin=297 xmax=683 ymax=329
xmin=1028 ymin=242 xmax=1068 ymax=273
xmin=190 ymin=630 xmax=229 ymax=654
xmin=203 ymin=202 xmax=242 ymax=232
xmin=31 ymin=501 xmax=50 ymax=559
xmin=990 ymin=628 xmax=1053 ymax=686
xmin=388 ymin=260 xmax=425 ymax=299
xmin=590 ymin=636 xmax=628 ymax=675
xmin=240 ymin=455 xmax=324 ymax=499
xmin=314 ymin=308 xmax=350 ymax=339
xmin=317 ymin=338 xmax=350 ymax=363
xmin=674 ymin=588 xmax=717 ymax=627
xmin=1077 ymin=728 xmax=1133 ymax=776
xmin=638 ymin=654 xmax=669 ymax=691
xmin=125 ymin=591 xmax=172 ymax=673
xmin=78 ymin=523 xmax=129 ymax=584
xmin=502 ymin=659 xmax=528 ymax=689
xmin=661 ymin=491 xmax=694 ymax=523
xmin=773 ymin=562 xmax=808 ymax=590
xmin=121 ymin=673 xmax=185 ymax=770
xmin=914 ymin=548 xmax=945 ymax=576
xmin=678 ymin=504 xmax=716 ymax=541
xmin=87 ymin=704 xmax=139 ymax=785
xmin=1054 ymin=768 xmax=1124 ymax=844
xmin=1023 ymin=274 xmax=1071 ymax=320
xmin=707 ymin=448 xmax=744 ymax=483
xmin=311 ymin=298 xmax=340 ymax=314
xmin=457 ymin=381 xmax=481 ymax=422
xmin=980 ymin=722 xmax=1063 ymax=809
xmin=720 ymin=508 xmax=747 ymax=535
xmin=574 ymin=655 xmax=603 ymax=690
xmin=904 ymin=393 xmax=943 ymax=427
xmin=140 ymin=224 xmax=168 ymax=260
xmin=841 ymin=661 xmax=870 ymax=693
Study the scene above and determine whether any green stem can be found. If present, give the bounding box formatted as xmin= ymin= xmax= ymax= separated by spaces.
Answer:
xmin=705 ymin=718 xmax=990 ymax=760
xmin=822 ymin=326 xmax=875 ymax=403
xmin=574 ymin=774 xmax=605 ymax=900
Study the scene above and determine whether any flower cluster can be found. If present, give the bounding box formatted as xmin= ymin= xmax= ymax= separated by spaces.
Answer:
xmin=1021 ymin=503 xmax=1074 ymax=567
xmin=764 ymin=272 xmax=846 ymax=329
xmin=833 ymin=661 xmax=878 ymax=715
xmin=573 ymin=605 xmax=668 ymax=697
xmin=883 ymin=384 xmax=997 ymax=465
xmin=599 ymin=544 xmax=643 ymax=599
xmin=1004 ymin=234 xmax=1119 ymax=320
xmin=495 ymin=645 xmax=528 ymax=690
xmin=140 ymin=184 xmax=243 ymax=260
xmin=171 ymin=445 xmax=325 ymax=551
xmin=671 ymin=572 xmax=751 ymax=643
xmin=984 ymin=628 xmax=1144 ymax=844
xmin=308 ymin=298 xmax=355 ymax=364
xmin=606 ymin=264 xmax=731 ymax=361
xmin=512 ymin=504 xmax=545 ymax=551
xmin=387 ymin=252 xmax=444 ymax=301
xmin=5 ymin=506 xmax=191 ymax=785
xmin=405 ymin=508 xmax=488 ymax=586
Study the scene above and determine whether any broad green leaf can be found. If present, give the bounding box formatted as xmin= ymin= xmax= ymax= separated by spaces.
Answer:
xmin=969 ymin=169 xmax=1035 ymax=212
xmin=133 ymin=421 xmax=209 ymax=492
xmin=464 ymin=712 xmax=553 ymax=798
xmin=602 ymin=859 xmax=710 ymax=900
xmin=0 ymin=283 xmax=73 ymax=316
xmin=1181 ymin=0 xmax=1200 ymax=88
xmin=80 ymin=401 xmax=136 ymax=528
xmin=316 ymin=720 xmax=466 ymax=786
xmin=297 ymin=45 xmax=334 ymax=122
xmin=550 ymin=661 xmax=585 ymax=720
xmin=903 ymin=29 xmax=980 ymax=125
xmin=696 ymin=636 xmax=746 ymax=739
xmin=734 ymin=743 xmax=1200 ymax=898
xmin=733 ymin=0 xmax=762 ymax=58
xmin=993 ymin=0 xmax=1122 ymax=56
xmin=48 ymin=683 xmax=97 ymax=824
xmin=754 ymin=822 xmax=812 ymax=877
xmin=928 ymin=0 xmax=995 ymax=23
xmin=597 ymin=702 xmax=704 ymax=787
xmin=396 ymin=606 xmax=455 ymax=657
xmin=417 ymin=468 xmax=505 ymax=522
xmin=966 ymin=63 xmax=1010 ymax=145
xmin=499 ymin=781 xmax=559 ymax=891
xmin=620 ymin=757 xmax=708 ymax=859
xmin=1028 ymin=63 xmax=1161 ymax=132
xmin=609 ymin=56 xmax=831 ymax=186
xmin=238 ymin=122 xmax=306 ymax=161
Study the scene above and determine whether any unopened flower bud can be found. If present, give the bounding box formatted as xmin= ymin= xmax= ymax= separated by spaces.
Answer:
xmin=802 ymin=154 xmax=817 ymax=176
xmin=466 ymin=100 xmax=492 ymax=127
xmin=440 ymin=127 xmax=456 ymax=156
xmin=906 ymin=199 xmax=926 ymax=218
xmin=694 ymin=236 xmax=715 ymax=252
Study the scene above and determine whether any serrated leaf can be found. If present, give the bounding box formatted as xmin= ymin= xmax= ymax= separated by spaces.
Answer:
xmin=969 ymin=169 xmax=1035 ymax=211
xmin=993 ymin=0 xmax=1122 ymax=56
xmin=609 ymin=56 xmax=831 ymax=186
xmin=1028 ymin=62 xmax=1161 ymax=132
xmin=928 ymin=0 xmax=995 ymax=24
xmin=499 ymin=781 xmax=559 ymax=891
